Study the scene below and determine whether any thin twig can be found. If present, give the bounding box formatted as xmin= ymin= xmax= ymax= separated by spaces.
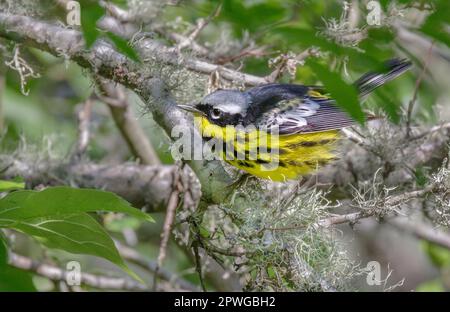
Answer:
xmin=175 ymin=3 xmax=222 ymax=52
xmin=317 ymin=183 xmax=438 ymax=227
xmin=193 ymin=242 xmax=207 ymax=291
xmin=4 ymin=44 xmax=40 ymax=95
xmin=157 ymin=30 xmax=210 ymax=56
xmin=265 ymin=48 xmax=319 ymax=83
xmin=153 ymin=170 xmax=181 ymax=290
xmin=409 ymin=122 xmax=450 ymax=141
xmin=74 ymin=97 xmax=94 ymax=158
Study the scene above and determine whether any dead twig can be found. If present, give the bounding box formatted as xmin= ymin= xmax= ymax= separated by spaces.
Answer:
xmin=265 ymin=48 xmax=319 ymax=83
xmin=4 ymin=44 xmax=40 ymax=95
xmin=153 ymin=169 xmax=182 ymax=291
xmin=74 ymin=97 xmax=94 ymax=158
xmin=215 ymin=46 xmax=270 ymax=65
xmin=193 ymin=241 xmax=207 ymax=291
xmin=175 ymin=3 xmax=222 ymax=52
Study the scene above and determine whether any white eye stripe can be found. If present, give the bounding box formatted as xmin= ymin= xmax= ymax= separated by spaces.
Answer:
xmin=216 ymin=103 xmax=244 ymax=115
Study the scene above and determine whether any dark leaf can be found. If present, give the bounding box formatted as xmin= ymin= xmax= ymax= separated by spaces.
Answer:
xmin=308 ymin=60 xmax=365 ymax=124
xmin=106 ymin=32 xmax=140 ymax=62
xmin=80 ymin=1 xmax=105 ymax=48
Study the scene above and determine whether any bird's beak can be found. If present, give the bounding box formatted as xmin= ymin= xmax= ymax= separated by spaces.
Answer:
xmin=177 ymin=104 xmax=206 ymax=116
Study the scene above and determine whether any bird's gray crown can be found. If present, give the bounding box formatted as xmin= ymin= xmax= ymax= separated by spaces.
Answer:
xmin=201 ymin=90 xmax=250 ymax=115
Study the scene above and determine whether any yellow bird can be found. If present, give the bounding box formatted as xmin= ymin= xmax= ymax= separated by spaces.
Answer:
xmin=179 ymin=59 xmax=411 ymax=182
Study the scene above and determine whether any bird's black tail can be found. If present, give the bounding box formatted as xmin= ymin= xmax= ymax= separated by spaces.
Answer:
xmin=354 ymin=58 xmax=412 ymax=97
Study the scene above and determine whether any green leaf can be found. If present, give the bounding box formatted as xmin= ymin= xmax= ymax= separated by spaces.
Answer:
xmin=0 ymin=186 xmax=154 ymax=226
xmin=199 ymin=225 xmax=210 ymax=239
xmin=11 ymin=212 xmax=143 ymax=282
xmin=106 ymin=32 xmax=140 ymax=62
xmin=414 ymin=166 xmax=429 ymax=187
xmin=372 ymin=88 xmax=400 ymax=123
xmin=267 ymin=266 xmax=276 ymax=279
xmin=0 ymin=266 xmax=37 ymax=291
xmin=423 ymin=241 xmax=450 ymax=268
xmin=274 ymin=26 xmax=343 ymax=53
xmin=0 ymin=187 xmax=153 ymax=282
xmin=420 ymin=1 xmax=450 ymax=48
xmin=308 ymin=60 xmax=365 ymax=124
xmin=0 ymin=179 xmax=25 ymax=192
xmin=80 ymin=1 xmax=105 ymax=48
xmin=0 ymin=230 xmax=36 ymax=291
xmin=221 ymin=0 xmax=287 ymax=37
xmin=273 ymin=26 xmax=380 ymax=67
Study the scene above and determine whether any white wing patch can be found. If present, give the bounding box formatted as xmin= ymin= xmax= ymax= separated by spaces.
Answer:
xmin=294 ymin=99 xmax=320 ymax=117
xmin=265 ymin=98 xmax=320 ymax=132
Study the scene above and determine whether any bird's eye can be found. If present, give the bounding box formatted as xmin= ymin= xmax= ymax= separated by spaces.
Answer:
xmin=210 ymin=108 xmax=222 ymax=119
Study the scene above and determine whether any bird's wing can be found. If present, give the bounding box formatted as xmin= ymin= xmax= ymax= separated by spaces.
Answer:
xmin=255 ymin=87 xmax=356 ymax=135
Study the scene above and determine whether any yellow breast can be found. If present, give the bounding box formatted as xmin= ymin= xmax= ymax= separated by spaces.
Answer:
xmin=195 ymin=116 xmax=340 ymax=182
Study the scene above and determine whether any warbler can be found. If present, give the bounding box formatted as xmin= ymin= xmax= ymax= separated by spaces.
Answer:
xmin=179 ymin=58 xmax=412 ymax=182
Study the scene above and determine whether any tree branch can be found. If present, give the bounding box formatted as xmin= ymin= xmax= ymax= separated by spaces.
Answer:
xmin=115 ymin=241 xmax=201 ymax=291
xmin=388 ymin=218 xmax=450 ymax=250
xmin=0 ymin=158 xmax=178 ymax=212
xmin=9 ymin=252 xmax=146 ymax=291
xmin=74 ymin=97 xmax=94 ymax=158
xmin=96 ymin=77 xmax=161 ymax=165
xmin=317 ymin=183 xmax=438 ymax=227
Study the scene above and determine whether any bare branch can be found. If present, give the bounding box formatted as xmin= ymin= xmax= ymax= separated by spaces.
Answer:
xmin=175 ymin=3 xmax=222 ymax=52
xmin=153 ymin=168 xmax=181 ymax=290
xmin=9 ymin=252 xmax=147 ymax=291
xmin=74 ymin=97 xmax=94 ymax=158
xmin=318 ymin=183 xmax=438 ymax=227
xmin=409 ymin=122 xmax=450 ymax=141
xmin=389 ymin=218 xmax=450 ymax=250
xmin=316 ymin=124 xmax=450 ymax=188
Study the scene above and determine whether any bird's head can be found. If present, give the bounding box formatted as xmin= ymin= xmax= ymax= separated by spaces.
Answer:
xmin=178 ymin=89 xmax=251 ymax=127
